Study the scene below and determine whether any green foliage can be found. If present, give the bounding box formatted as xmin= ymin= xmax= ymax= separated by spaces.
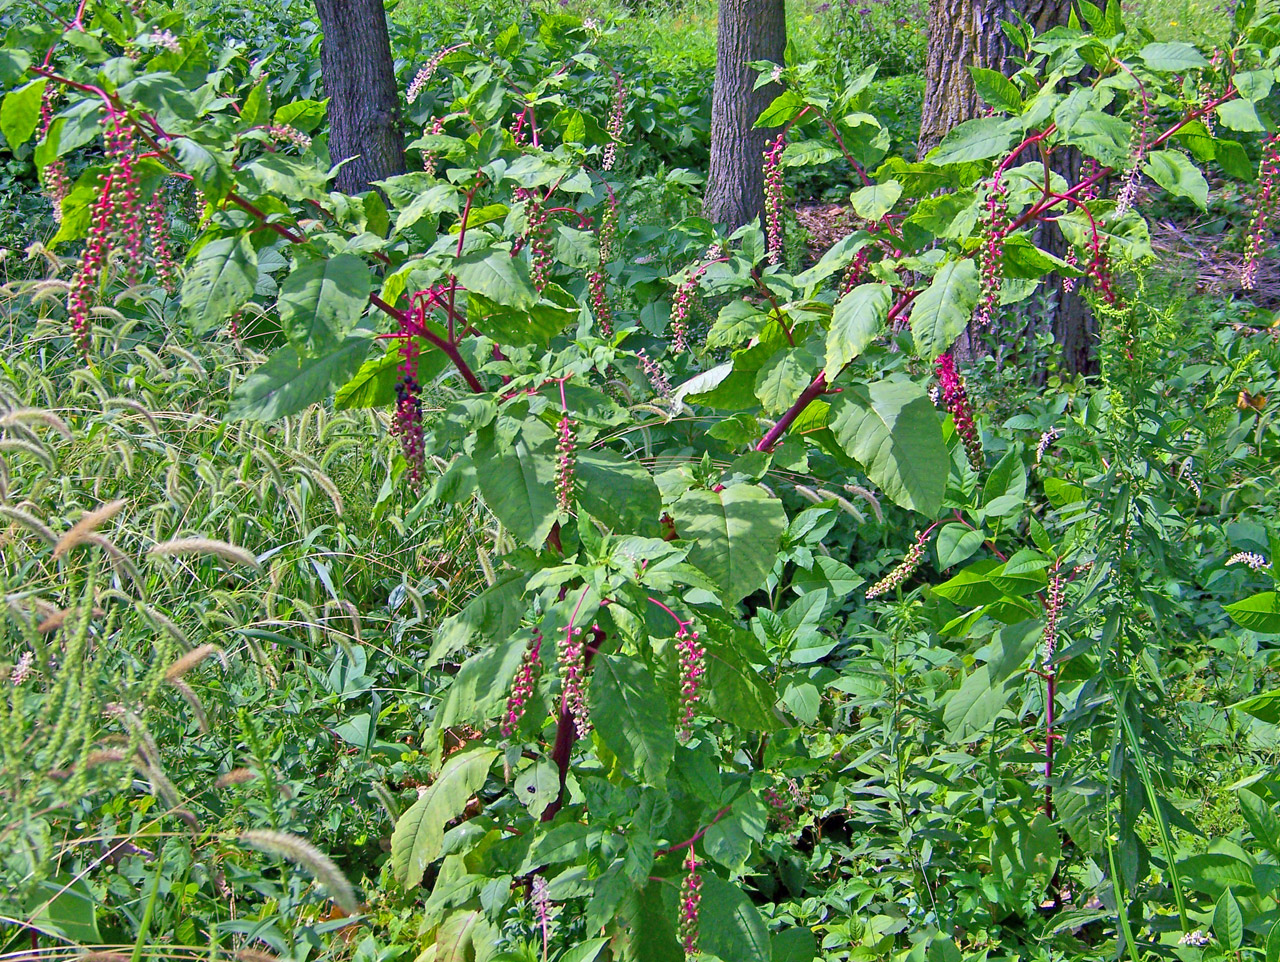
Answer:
xmin=3 ymin=1 xmax=1280 ymax=961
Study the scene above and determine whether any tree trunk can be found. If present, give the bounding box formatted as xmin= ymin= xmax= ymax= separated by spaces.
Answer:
xmin=917 ymin=0 xmax=1096 ymax=374
xmin=703 ymin=0 xmax=787 ymax=230
xmin=315 ymin=0 xmax=406 ymax=195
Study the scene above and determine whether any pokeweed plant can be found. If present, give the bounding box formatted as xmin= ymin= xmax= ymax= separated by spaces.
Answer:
xmin=6 ymin=0 xmax=1280 ymax=958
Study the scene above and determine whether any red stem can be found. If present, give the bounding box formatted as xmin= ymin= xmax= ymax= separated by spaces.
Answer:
xmin=653 ymin=806 xmax=734 ymax=856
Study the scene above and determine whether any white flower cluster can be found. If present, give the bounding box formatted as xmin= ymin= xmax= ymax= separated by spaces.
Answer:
xmin=1226 ymin=551 xmax=1271 ymax=570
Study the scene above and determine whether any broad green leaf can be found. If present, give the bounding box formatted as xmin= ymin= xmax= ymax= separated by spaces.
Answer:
xmin=1225 ymin=592 xmax=1280 ymax=633
xmin=575 ymin=450 xmax=661 ymax=536
xmin=590 ymin=655 xmax=675 ymax=788
xmin=932 ymin=559 xmax=1005 ymax=607
xmin=472 ymin=423 xmax=558 ymax=547
xmin=228 ymin=335 xmax=371 ymax=421
xmin=969 ymin=67 xmax=1024 ymax=112
xmin=335 ymin=342 xmax=446 ymax=410
xmin=1229 ymin=688 xmax=1280 ymax=724
xmin=393 ymin=184 xmax=459 ymax=234
xmin=829 ymin=380 xmax=947 ymax=516
xmin=240 ymin=79 xmax=270 ymax=127
xmin=699 ymin=873 xmax=773 ymax=962
xmin=849 ymin=181 xmax=902 ymax=221
xmin=429 ymin=636 xmax=529 ymax=740
xmin=1217 ymin=98 xmax=1265 ymax=132
xmin=172 ymin=137 xmax=233 ymax=202
xmin=453 ymin=248 xmax=538 ymax=310
xmin=25 ymin=876 xmax=100 ymax=943
xmin=1138 ymin=42 xmax=1209 ymax=71
xmin=702 ymin=633 xmax=781 ymax=731
xmin=937 ymin=524 xmax=985 ymax=568
xmin=1234 ymin=69 xmax=1274 ymax=102
xmin=671 ymin=485 xmax=787 ymax=604
xmin=181 ymin=236 xmax=257 ymax=335
xmin=944 ymin=665 xmax=1008 ymax=740
xmin=925 ymin=117 xmax=1017 ymax=165
xmin=615 ymin=880 xmax=683 ymax=962
xmin=1144 ymin=149 xmax=1208 ymax=210
xmin=1 ymin=79 xmax=47 ymax=150
xmin=426 ymin=571 xmax=529 ymax=669
xmin=519 ymin=823 xmax=595 ymax=874
xmin=1214 ymin=888 xmax=1244 ymax=951
xmin=1061 ymin=111 xmax=1132 ymax=167
xmin=1240 ymin=789 xmax=1280 ymax=857
xmin=275 ymin=98 xmax=328 ymax=133
xmin=772 ymin=927 xmax=818 ymax=962
xmin=755 ymin=349 xmax=814 ymax=416
xmin=754 ymin=90 xmax=806 ymax=128
xmin=279 ymin=254 xmax=372 ymax=356
xmin=432 ymin=908 xmax=499 ymax=962
xmin=0 ymin=49 xmax=31 ymax=87
xmin=825 ymin=282 xmax=892 ymax=380
xmin=911 ymin=259 xmax=980 ymax=358
xmin=391 ymin=747 xmax=499 ymax=887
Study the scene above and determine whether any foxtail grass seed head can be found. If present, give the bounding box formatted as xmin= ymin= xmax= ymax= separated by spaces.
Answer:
xmin=238 ymin=829 xmax=358 ymax=914
xmin=866 ymin=530 xmax=929 ymax=599
xmin=148 ymin=537 xmax=263 ymax=570
xmin=53 ymin=498 xmax=128 ymax=559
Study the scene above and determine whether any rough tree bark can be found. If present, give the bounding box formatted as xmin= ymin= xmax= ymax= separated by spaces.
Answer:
xmin=703 ymin=0 xmax=788 ymax=230
xmin=918 ymin=0 xmax=1096 ymax=374
xmin=314 ymin=0 xmax=406 ymax=195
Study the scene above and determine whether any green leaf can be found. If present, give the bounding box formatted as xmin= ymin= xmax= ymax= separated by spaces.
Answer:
xmin=911 ymin=259 xmax=980 ymax=358
xmin=426 ymin=571 xmax=529 ymax=669
xmin=575 ymin=450 xmax=662 ymax=536
xmin=275 ymin=98 xmax=328 ymax=133
xmin=390 ymin=747 xmax=499 ymax=887
xmin=1217 ymin=98 xmax=1265 ymax=132
xmin=335 ymin=342 xmax=446 ymax=410
xmin=1240 ymin=790 xmax=1280 ymax=857
xmin=0 ymin=49 xmax=32 ymax=87
xmin=25 ymin=875 xmax=100 ymax=943
xmin=1061 ymin=111 xmax=1132 ymax=167
xmin=590 ymin=655 xmax=675 ymax=788
xmin=702 ymin=633 xmax=781 ymax=731
xmin=754 ymin=350 xmax=814 ymax=416
xmin=392 ymin=184 xmax=459 ymax=234
xmin=754 ymin=90 xmax=806 ymax=129
xmin=699 ymin=873 xmax=773 ymax=962
xmin=228 ymin=335 xmax=372 ymax=421
xmin=944 ymin=665 xmax=1008 ymax=740
xmin=671 ymin=485 xmax=787 ymax=605
xmin=1229 ymin=688 xmax=1280 ymax=724
xmin=969 ymin=67 xmax=1023 ymax=112
xmin=829 ymin=380 xmax=948 ymax=515
xmin=772 ymin=928 xmax=818 ymax=962
xmin=849 ymin=181 xmax=902 ymax=221
xmin=181 ymin=236 xmax=257 ymax=335
xmin=453 ymin=248 xmax=538 ymax=310
xmin=472 ymin=422 xmax=558 ymax=547
xmin=1225 ymin=592 xmax=1280 ymax=633
xmin=1 ymin=79 xmax=47 ymax=150
xmin=1144 ymin=150 xmax=1208 ymax=210
xmin=172 ymin=137 xmax=233 ymax=202
xmin=925 ymin=117 xmax=1017 ymax=165
xmin=932 ymin=559 xmax=1005 ymax=607
xmin=279 ymin=254 xmax=371 ymax=356
xmin=1138 ymin=42 xmax=1209 ymax=71
xmin=1214 ymin=888 xmax=1244 ymax=951
xmin=825 ymin=282 xmax=892 ymax=380
xmin=240 ymin=79 xmax=270 ymax=127
xmin=937 ymin=524 xmax=985 ymax=569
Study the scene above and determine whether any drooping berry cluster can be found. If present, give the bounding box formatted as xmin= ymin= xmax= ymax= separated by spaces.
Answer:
xmin=974 ymin=175 xmax=1008 ymax=327
xmin=671 ymin=263 xmax=709 ymax=353
xmin=1083 ymin=230 xmax=1119 ymax=307
xmin=636 ymin=350 xmax=672 ymax=397
xmin=602 ymin=74 xmax=627 ymax=171
xmin=588 ymin=192 xmax=619 ymax=336
xmin=1042 ymin=562 xmax=1063 ymax=662
xmin=678 ymin=849 xmax=702 ymax=959
xmin=1242 ymin=134 xmax=1279 ymax=291
xmin=407 ymin=43 xmax=467 ymax=102
xmin=1077 ymin=158 xmax=1102 ymax=202
xmin=840 ymin=244 xmax=871 ymax=295
xmin=558 ymin=622 xmax=589 ymax=738
xmin=936 ymin=352 xmax=983 ymax=469
xmin=866 ymin=530 xmax=929 ymax=600
xmin=511 ymin=109 xmax=528 ymax=146
xmin=763 ymin=133 xmax=786 ymax=265
xmin=675 ymin=623 xmax=705 ymax=743
xmin=763 ymin=778 xmax=804 ymax=831
xmin=67 ymin=112 xmax=144 ymax=353
xmin=391 ymin=296 xmax=432 ymax=487
xmin=502 ymin=629 xmax=543 ymax=736
xmin=38 ymin=86 xmax=69 ymax=221
xmin=147 ymin=190 xmax=179 ymax=293
xmin=555 ymin=412 xmax=577 ymax=514
xmin=517 ymin=188 xmax=553 ymax=292
xmin=1115 ymin=91 xmax=1154 ymax=216
xmin=422 ymin=117 xmax=447 ymax=176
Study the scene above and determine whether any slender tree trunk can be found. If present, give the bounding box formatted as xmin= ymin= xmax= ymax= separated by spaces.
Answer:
xmin=315 ymin=0 xmax=406 ymax=195
xmin=703 ymin=0 xmax=787 ymax=230
xmin=916 ymin=0 xmax=1095 ymax=374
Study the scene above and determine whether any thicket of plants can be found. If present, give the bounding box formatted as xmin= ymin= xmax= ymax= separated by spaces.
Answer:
xmin=2 ymin=1 xmax=1280 ymax=961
